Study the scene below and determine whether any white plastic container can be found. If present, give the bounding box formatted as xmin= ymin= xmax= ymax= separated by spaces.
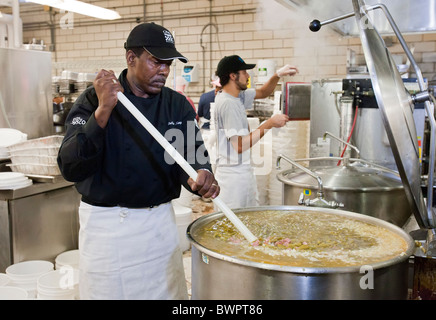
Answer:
xmin=173 ymin=204 xmax=193 ymax=252
xmin=7 ymin=135 xmax=63 ymax=152
xmin=37 ymin=269 xmax=78 ymax=300
xmin=55 ymin=250 xmax=79 ymax=270
xmin=6 ymin=260 xmax=54 ymax=298
xmin=77 ymin=72 xmax=96 ymax=82
xmin=7 ymin=163 xmax=61 ymax=176
xmin=172 ymin=186 xmax=193 ymax=208
xmin=61 ymin=70 xmax=79 ymax=81
xmin=0 ymin=128 xmax=27 ymax=158
xmin=0 ymin=273 xmax=10 ymax=287
xmin=257 ymin=59 xmax=276 ymax=83
xmin=9 ymin=146 xmax=60 ymax=156
xmin=10 ymin=154 xmax=58 ymax=165
xmin=0 ymin=286 xmax=29 ymax=300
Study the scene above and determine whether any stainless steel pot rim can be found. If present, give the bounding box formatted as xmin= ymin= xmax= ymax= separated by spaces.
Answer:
xmin=276 ymin=178 xmax=404 ymax=192
xmin=276 ymin=170 xmax=404 ymax=192
xmin=187 ymin=206 xmax=415 ymax=274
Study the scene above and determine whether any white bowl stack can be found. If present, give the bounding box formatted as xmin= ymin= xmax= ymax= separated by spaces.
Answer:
xmin=6 ymin=260 xmax=54 ymax=299
xmin=0 ymin=273 xmax=11 ymax=287
xmin=0 ymin=286 xmax=29 ymax=300
xmin=55 ymin=250 xmax=79 ymax=270
xmin=55 ymin=250 xmax=80 ymax=300
xmin=37 ymin=269 xmax=79 ymax=300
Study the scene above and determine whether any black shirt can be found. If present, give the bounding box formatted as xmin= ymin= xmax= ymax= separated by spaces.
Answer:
xmin=57 ymin=69 xmax=211 ymax=208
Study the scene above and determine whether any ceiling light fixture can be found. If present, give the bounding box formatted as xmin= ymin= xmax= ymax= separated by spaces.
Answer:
xmin=23 ymin=0 xmax=121 ymax=20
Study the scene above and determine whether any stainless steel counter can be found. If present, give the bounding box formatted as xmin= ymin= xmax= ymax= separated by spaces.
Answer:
xmin=0 ymin=177 xmax=73 ymax=201
xmin=0 ymin=178 xmax=81 ymax=272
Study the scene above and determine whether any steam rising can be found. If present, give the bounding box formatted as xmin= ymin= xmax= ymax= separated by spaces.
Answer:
xmin=256 ymin=0 xmax=349 ymax=81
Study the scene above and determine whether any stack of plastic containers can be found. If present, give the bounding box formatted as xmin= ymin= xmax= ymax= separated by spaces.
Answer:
xmin=0 ymin=271 xmax=28 ymax=299
xmin=54 ymin=250 xmax=80 ymax=299
xmin=37 ymin=269 xmax=79 ymax=300
xmin=6 ymin=260 xmax=54 ymax=299
xmin=55 ymin=250 xmax=79 ymax=270
xmin=172 ymin=203 xmax=193 ymax=252
xmin=0 ymin=286 xmax=28 ymax=300
xmin=267 ymin=121 xmax=310 ymax=205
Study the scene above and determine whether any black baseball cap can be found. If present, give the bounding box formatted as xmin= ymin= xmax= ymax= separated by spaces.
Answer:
xmin=124 ymin=22 xmax=188 ymax=63
xmin=216 ymin=55 xmax=256 ymax=77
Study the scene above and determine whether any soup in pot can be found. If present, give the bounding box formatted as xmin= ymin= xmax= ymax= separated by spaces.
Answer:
xmin=190 ymin=210 xmax=409 ymax=268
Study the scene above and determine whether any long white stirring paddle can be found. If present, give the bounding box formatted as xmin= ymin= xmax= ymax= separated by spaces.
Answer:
xmin=116 ymin=90 xmax=258 ymax=243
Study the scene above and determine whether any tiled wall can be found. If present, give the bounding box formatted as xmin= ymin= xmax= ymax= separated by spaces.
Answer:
xmin=12 ymin=0 xmax=436 ymax=102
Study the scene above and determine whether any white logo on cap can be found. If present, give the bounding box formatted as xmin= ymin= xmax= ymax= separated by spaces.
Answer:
xmin=163 ymin=30 xmax=174 ymax=44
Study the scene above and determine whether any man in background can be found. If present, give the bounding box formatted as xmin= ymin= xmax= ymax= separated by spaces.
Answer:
xmin=214 ymin=55 xmax=298 ymax=209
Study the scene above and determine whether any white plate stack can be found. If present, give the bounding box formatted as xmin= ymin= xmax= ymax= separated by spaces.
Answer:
xmin=0 ymin=172 xmax=32 ymax=190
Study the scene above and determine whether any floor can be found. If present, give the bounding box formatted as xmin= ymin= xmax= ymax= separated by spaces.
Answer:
xmin=182 ymin=197 xmax=215 ymax=299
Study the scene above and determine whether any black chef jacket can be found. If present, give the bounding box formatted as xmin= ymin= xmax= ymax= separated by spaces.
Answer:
xmin=57 ymin=69 xmax=212 ymax=208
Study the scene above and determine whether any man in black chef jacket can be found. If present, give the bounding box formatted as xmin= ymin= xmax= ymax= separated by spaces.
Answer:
xmin=57 ymin=22 xmax=220 ymax=300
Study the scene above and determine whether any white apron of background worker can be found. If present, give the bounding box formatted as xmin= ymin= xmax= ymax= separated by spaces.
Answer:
xmin=213 ymin=89 xmax=259 ymax=209
xmin=78 ymin=201 xmax=188 ymax=300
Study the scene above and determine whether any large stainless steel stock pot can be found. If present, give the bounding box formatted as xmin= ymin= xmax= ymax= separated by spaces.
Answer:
xmin=276 ymin=157 xmax=411 ymax=227
xmin=187 ymin=206 xmax=414 ymax=300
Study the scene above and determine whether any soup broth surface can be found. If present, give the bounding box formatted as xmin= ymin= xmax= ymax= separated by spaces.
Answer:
xmin=190 ymin=210 xmax=409 ymax=267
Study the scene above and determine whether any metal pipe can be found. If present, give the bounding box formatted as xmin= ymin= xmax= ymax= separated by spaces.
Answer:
xmin=323 ymin=131 xmax=360 ymax=156
xmin=309 ymin=12 xmax=355 ymax=32
xmin=278 ymin=156 xmax=399 ymax=176
xmin=276 ymin=154 xmax=324 ymax=196
xmin=21 ymin=8 xmax=255 ymax=32
xmin=12 ymin=0 xmax=21 ymax=47
xmin=49 ymin=8 xmax=57 ymax=61
xmin=209 ymin=0 xmax=213 ymax=90
xmin=200 ymin=22 xmax=218 ymax=92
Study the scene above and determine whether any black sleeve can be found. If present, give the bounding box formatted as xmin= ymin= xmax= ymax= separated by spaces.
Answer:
xmin=57 ymin=88 xmax=106 ymax=182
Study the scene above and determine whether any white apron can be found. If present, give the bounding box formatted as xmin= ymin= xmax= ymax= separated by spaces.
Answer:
xmin=78 ymin=201 xmax=188 ymax=300
xmin=214 ymin=164 xmax=259 ymax=210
